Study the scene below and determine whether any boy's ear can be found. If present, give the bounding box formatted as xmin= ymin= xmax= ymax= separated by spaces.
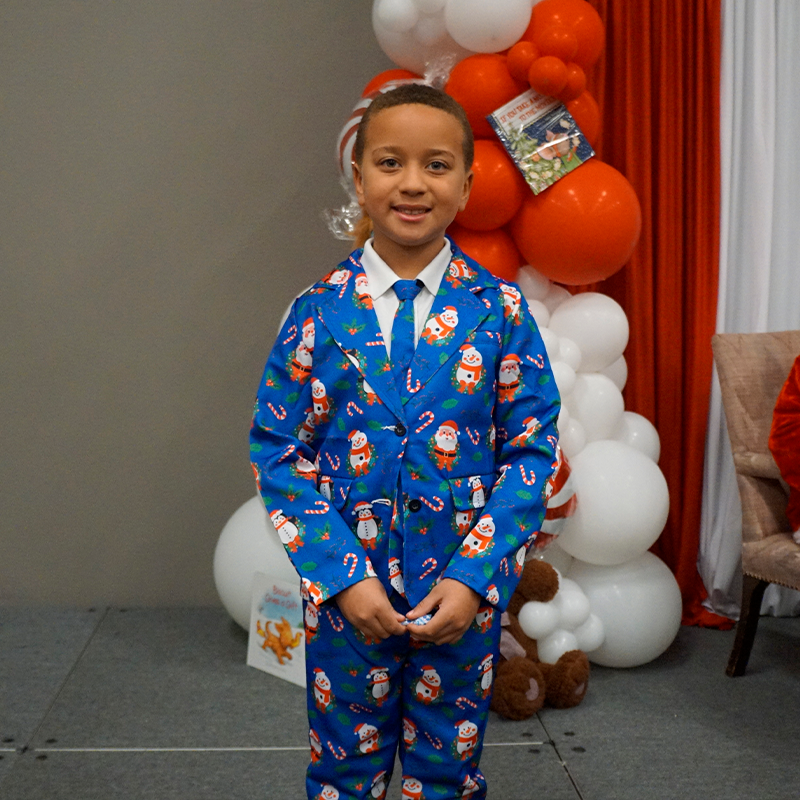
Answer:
xmin=458 ymin=169 xmax=474 ymax=213
xmin=352 ymin=161 xmax=366 ymax=208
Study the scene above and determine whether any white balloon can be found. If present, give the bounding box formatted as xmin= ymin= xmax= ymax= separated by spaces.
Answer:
xmin=549 ymin=292 xmax=629 ymax=373
xmin=601 ymin=354 xmax=628 ymax=391
xmin=531 ymin=542 xmax=574 ymax=575
xmin=614 ymin=411 xmax=661 ymax=462
xmin=377 ymin=0 xmax=419 ymax=32
xmin=559 ymin=416 xmax=586 ymax=459
xmin=557 ymin=337 xmax=582 ymax=372
xmin=569 ymin=373 xmax=624 ymax=442
xmin=537 ymin=629 xmax=580 ymax=665
xmin=415 ymin=0 xmax=447 ymax=13
xmin=572 ymin=613 xmax=605 ymax=653
xmin=557 ymin=404 xmax=570 ymax=430
xmin=538 ymin=326 xmax=559 ymax=361
xmin=556 ymin=440 xmax=670 ymax=566
xmin=542 ymin=284 xmax=572 ymax=314
xmin=517 ymin=600 xmax=559 ymax=640
xmin=551 ymin=360 xmax=576 ymax=397
xmin=414 ymin=12 xmax=448 ymax=44
xmin=558 ymin=577 xmax=582 ymax=594
xmin=444 ymin=0 xmax=533 ymax=52
xmin=527 ymin=299 xmax=551 ymax=329
xmin=568 ymin=553 xmax=682 ymax=668
xmin=214 ymin=496 xmax=299 ymax=630
xmin=517 ymin=264 xmax=552 ymax=302
xmin=555 ymin=589 xmax=591 ymax=630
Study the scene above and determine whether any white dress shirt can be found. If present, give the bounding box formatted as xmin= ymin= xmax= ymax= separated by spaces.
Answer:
xmin=360 ymin=238 xmax=452 ymax=358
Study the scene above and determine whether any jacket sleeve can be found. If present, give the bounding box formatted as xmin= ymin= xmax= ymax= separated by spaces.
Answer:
xmin=250 ymin=296 xmax=376 ymax=606
xmin=441 ymin=291 xmax=561 ymax=612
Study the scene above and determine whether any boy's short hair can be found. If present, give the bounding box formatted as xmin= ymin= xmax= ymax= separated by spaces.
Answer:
xmin=353 ymin=83 xmax=474 ymax=170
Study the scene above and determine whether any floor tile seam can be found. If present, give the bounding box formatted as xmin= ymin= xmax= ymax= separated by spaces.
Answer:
xmin=537 ymin=714 xmax=586 ymax=800
xmin=22 ymin=607 xmax=110 ymax=751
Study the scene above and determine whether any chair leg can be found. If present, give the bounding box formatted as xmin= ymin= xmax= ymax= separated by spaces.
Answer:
xmin=726 ymin=575 xmax=769 ymax=677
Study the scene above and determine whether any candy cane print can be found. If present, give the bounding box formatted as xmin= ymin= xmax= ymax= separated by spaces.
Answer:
xmin=325 ymin=453 xmax=340 ymax=470
xmin=348 ymin=703 xmax=374 ymax=714
xmin=343 ymin=552 xmax=359 ymax=578
xmin=267 ymin=402 xmax=287 ymax=420
xmin=397 ymin=437 xmax=408 ymax=457
xmin=346 ymin=400 xmax=363 ymax=416
xmin=415 ymin=411 xmax=435 ymax=433
xmin=365 ymin=337 xmax=385 ymax=347
xmin=526 ymin=353 xmax=545 ymax=368
xmin=499 ymin=557 xmax=509 ymax=576
xmin=456 ymin=696 xmax=479 ymax=710
xmin=277 ymin=444 xmax=296 ymax=463
xmin=327 ymin=741 xmax=347 ymax=760
xmin=423 ymin=731 xmax=443 ymax=750
xmin=325 ymin=609 xmax=345 ymax=632
xmin=420 ymin=558 xmax=438 ymax=580
xmin=547 ymin=435 xmax=559 ymax=450
xmin=406 ymin=369 xmax=421 ymax=393
xmin=519 ymin=465 xmax=537 ymax=485
xmin=419 ymin=495 xmax=444 ymax=512
xmin=465 ymin=426 xmax=481 ymax=445
xmin=482 ymin=297 xmax=493 ymax=309
xmin=304 ymin=500 xmax=329 ymax=515
xmin=281 ymin=324 xmax=297 ymax=345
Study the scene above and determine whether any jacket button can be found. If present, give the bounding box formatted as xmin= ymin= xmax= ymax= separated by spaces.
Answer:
xmin=408 ymin=499 xmax=422 ymax=513
xmin=394 ymin=423 xmax=407 ymax=437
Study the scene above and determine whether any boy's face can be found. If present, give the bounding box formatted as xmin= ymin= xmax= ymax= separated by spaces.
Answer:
xmin=353 ymin=103 xmax=473 ymax=269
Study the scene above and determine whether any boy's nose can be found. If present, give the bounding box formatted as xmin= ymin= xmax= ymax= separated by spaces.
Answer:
xmin=398 ymin=164 xmax=426 ymax=193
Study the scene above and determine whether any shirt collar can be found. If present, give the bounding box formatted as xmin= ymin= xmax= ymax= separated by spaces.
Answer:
xmin=360 ymin=238 xmax=452 ymax=299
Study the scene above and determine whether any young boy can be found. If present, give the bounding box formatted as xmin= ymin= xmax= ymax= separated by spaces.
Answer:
xmin=250 ymin=84 xmax=560 ymax=800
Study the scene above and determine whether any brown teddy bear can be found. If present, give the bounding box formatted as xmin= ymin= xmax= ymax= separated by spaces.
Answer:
xmin=490 ymin=558 xmax=590 ymax=720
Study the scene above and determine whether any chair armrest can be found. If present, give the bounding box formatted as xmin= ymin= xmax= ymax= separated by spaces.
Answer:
xmin=733 ymin=451 xmax=782 ymax=480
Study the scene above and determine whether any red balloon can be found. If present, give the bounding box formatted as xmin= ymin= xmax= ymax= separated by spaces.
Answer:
xmin=448 ymin=224 xmax=523 ymax=282
xmin=456 ymin=140 xmax=528 ymax=231
xmin=536 ymin=23 xmax=578 ymax=62
xmin=508 ymin=160 xmax=642 ymax=285
xmin=558 ymin=63 xmax=587 ymax=102
xmin=445 ymin=54 xmax=527 ymax=139
xmin=566 ymin=90 xmax=601 ymax=147
xmin=528 ymin=56 xmax=568 ymax=97
xmin=522 ymin=0 xmax=605 ymax=71
xmin=506 ymin=41 xmax=538 ymax=82
xmin=361 ymin=69 xmax=421 ymax=97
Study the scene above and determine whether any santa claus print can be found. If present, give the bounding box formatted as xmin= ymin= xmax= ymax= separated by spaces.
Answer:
xmin=287 ymin=318 xmax=315 ymax=384
xmin=311 ymin=379 xmax=334 ymax=423
xmin=445 ymin=257 xmax=477 ymax=286
xmin=325 ymin=266 xmax=352 ymax=287
xmin=452 ymin=343 xmax=485 ymax=394
xmin=498 ymin=353 xmax=524 ymax=403
xmin=402 ymin=717 xmax=418 ymax=751
xmin=421 ymin=306 xmax=458 ymax=346
xmin=304 ymin=600 xmax=320 ymax=643
xmin=499 ymin=283 xmax=523 ymax=325
xmin=347 ymin=429 xmax=375 ymax=477
xmin=353 ymin=273 xmax=373 ymax=309
xmin=428 ymin=420 xmax=460 ymax=472
xmin=309 ymin=727 xmax=323 ymax=764
xmin=510 ymin=416 xmax=542 ymax=447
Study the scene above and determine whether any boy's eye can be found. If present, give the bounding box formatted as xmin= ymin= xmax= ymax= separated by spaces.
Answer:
xmin=380 ymin=157 xmax=400 ymax=169
xmin=428 ymin=160 xmax=450 ymax=172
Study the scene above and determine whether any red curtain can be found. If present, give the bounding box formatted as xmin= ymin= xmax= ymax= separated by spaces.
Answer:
xmin=585 ymin=1 xmax=729 ymax=626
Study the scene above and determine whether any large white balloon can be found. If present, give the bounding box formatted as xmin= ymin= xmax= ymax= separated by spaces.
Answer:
xmin=556 ymin=440 xmax=670 ymax=565
xmin=549 ymin=292 xmax=629 ymax=373
xmin=568 ymin=553 xmax=682 ymax=668
xmin=601 ymin=354 xmax=628 ymax=391
xmin=531 ymin=542 xmax=574 ymax=575
xmin=568 ymin=373 xmax=624 ymax=442
xmin=444 ymin=0 xmax=533 ymax=53
xmin=614 ymin=411 xmax=661 ymax=462
xmin=527 ymin=299 xmax=550 ymax=329
xmin=213 ymin=496 xmax=299 ymax=630
xmin=558 ymin=416 xmax=586 ymax=459
xmin=376 ymin=0 xmax=419 ymax=32
xmin=557 ymin=337 xmax=582 ymax=372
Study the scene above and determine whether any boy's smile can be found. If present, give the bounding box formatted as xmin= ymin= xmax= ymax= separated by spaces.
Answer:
xmin=353 ymin=103 xmax=473 ymax=277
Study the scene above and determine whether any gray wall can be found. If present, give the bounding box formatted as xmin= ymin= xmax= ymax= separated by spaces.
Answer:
xmin=1 ymin=2 xmax=391 ymax=605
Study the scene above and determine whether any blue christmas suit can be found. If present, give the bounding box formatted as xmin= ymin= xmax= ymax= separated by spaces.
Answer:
xmin=250 ymin=244 xmax=560 ymax=800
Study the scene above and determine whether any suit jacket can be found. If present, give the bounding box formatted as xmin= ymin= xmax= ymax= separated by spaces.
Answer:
xmin=250 ymin=244 xmax=560 ymax=613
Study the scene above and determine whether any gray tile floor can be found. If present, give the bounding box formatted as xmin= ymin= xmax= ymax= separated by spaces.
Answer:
xmin=1 ymin=606 xmax=798 ymax=799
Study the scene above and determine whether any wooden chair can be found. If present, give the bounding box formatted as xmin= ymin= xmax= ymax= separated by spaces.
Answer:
xmin=711 ymin=331 xmax=800 ymax=676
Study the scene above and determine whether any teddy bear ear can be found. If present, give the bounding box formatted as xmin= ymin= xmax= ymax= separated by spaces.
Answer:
xmin=516 ymin=558 xmax=561 ymax=603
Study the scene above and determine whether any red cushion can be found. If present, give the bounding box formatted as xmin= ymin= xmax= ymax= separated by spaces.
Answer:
xmin=769 ymin=354 xmax=800 ymax=530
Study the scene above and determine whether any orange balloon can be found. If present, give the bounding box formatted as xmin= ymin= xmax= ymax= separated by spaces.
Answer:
xmin=566 ymin=90 xmax=601 ymax=147
xmin=508 ymin=160 xmax=642 ymax=285
xmin=536 ymin=23 xmax=578 ymax=62
xmin=448 ymin=224 xmax=523 ymax=282
xmin=528 ymin=56 xmax=568 ymax=97
xmin=558 ymin=63 xmax=586 ymax=102
xmin=445 ymin=54 xmax=527 ymax=139
xmin=361 ymin=69 xmax=421 ymax=97
xmin=522 ymin=0 xmax=605 ymax=71
xmin=456 ymin=140 xmax=528 ymax=231
xmin=507 ymin=41 xmax=538 ymax=82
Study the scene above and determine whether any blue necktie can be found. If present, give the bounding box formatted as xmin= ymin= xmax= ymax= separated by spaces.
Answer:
xmin=391 ymin=279 xmax=423 ymax=389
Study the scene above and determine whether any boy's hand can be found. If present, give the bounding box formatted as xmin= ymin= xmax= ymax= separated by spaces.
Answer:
xmin=336 ymin=578 xmax=408 ymax=641
xmin=405 ymin=579 xmax=482 ymax=646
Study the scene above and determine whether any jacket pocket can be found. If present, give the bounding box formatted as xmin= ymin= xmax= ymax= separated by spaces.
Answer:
xmin=318 ymin=473 xmax=353 ymax=512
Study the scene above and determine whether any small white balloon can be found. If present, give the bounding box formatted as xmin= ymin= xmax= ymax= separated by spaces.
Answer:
xmin=601 ymin=354 xmax=628 ymax=391
xmin=214 ymin=496 xmax=299 ymax=630
xmin=568 ymin=553 xmax=682 ymax=668
xmin=559 ymin=417 xmax=586 ymax=459
xmin=517 ymin=264 xmax=552 ymax=302
xmin=555 ymin=589 xmax=591 ymax=630
xmin=537 ymin=629 xmax=580 ymax=665
xmin=444 ymin=0 xmax=533 ymax=52
xmin=558 ymin=577 xmax=582 ymax=594
xmin=377 ymin=0 xmax=419 ymax=32
xmin=569 ymin=373 xmax=625 ymax=442
xmin=538 ymin=326 xmax=559 ymax=361
xmin=527 ymin=299 xmax=551 ymax=329
xmin=557 ymin=440 xmax=670 ymax=566
xmin=572 ymin=613 xmax=605 ymax=653
xmin=551 ymin=360 xmax=576 ymax=397
xmin=614 ymin=411 xmax=661 ymax=462
xmin=542 ymin=284 xmax=573 ymax=314
xmin=517 ymin=600 xmax=560 ymax=641
xmin=549 ymin=292 xmax=629 ymax=373
xmin=557 ymin=404 xmax=570 ymax=430
xmin=557 ymin=337 xmax=582 ymax=372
